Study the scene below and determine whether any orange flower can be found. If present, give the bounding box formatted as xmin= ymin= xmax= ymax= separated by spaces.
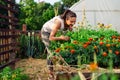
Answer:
xmin=117 ymin=36 xmax=120 ymax=39
xmin=88 ymin=38 xmax=93 ymax=41
xmin=73 ymin=40 xmax=78 ymax=44
xmin=55 ymin=48 xmax=61 ymax=53
xmin=115 ymin=51 xmax=119 ymax=55
xmin=100 ymin=37 xmax=104 ymax=40
xmin=106 ymin=44 xmax=111 ymax=48
xmin=83 ymin=44 xmax=88 ymax=48
xmin=102 ymin=52 xmax=107 ymax=57
xmin=118 ymin=39 xmax=120 ymax=42
xmin=85 ymin=41 xmax=91 ymax=45
xmin=70 ymin=49 xmax=75 ymax=54
xmin=99 ymin=41 xmax=104 ymax=45
xmin=89 ymin=62 xmax=98 ymax=71
xmin=94 ymin=46 xmax=97 ymax=49
xmin=111 ymin=35 xmax=117 ymax=39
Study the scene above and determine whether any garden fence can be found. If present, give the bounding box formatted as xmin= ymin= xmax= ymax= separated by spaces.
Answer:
xmin=0 ymin=0 xmax=19 ymax=69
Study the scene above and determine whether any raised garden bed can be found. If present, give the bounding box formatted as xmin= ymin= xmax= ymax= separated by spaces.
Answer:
xmin=49 ymin=25 xmax=120 ymax=80
xmin=51 ymin=64 xmax=120 ymax=80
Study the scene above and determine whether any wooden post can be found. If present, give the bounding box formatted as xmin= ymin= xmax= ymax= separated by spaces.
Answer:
xmin=22 ymin=24 xmax=27 ymax=32
xmin=8 ymin=0 xmax=15 ymax=69
xmin=8 ymin=0 xmax=13 ymax=29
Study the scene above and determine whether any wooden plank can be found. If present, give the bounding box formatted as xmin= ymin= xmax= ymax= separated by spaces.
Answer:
xmin=0 ymin=42 xmax=19 ymax=48
xmin=4 ymin=0 xmax=17 ymax=6
xmin=0 ymin=29 xmax=22 ymax=33
xmin=0 ymin=58 xmax=19 ymax=69
xmin=0 ymin=43 xmax=12 ymax=48
xmin=0 ymin=49 xmax=13 ymax=56
xmin=0 ymin=29 xmax=11 ymax=32
xmin=0 ymin=4 xmax=17 ymax=13
xmin=0 ymin=35 xmax=19 ymax=38
xmin=0 ymin=21 xmax=19 ymax=26
xmin=0 ymin=13 xmax=19 ymax=21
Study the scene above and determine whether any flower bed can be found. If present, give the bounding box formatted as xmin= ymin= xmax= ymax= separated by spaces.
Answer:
xmin=49 ymin=25 xmax=120 ymax=68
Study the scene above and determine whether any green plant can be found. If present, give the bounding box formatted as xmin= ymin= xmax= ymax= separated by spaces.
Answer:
xmin=18 ymin=34 xmax=28 ymax=58
xmin=18 ymin=33 xmax=45 ymax=59
xmin=71 ymin=75 xmax=80 ymax=80
xmin=0 ymin=67 xmax=29 ymax=80
xmin=49 ymin=26 xmax=120 ymax=68
xmin=97 ymin=73 xmax=119 ymax=80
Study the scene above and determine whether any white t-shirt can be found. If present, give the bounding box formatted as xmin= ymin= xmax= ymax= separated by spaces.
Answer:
xmin=42 ymin=16 xmax=64 ymax=33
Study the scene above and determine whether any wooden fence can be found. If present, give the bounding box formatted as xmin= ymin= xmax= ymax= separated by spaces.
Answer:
xmin=0 ymin=29 xmax=20 ymax=69
xmin=0 ymin=0 xmax=19 ymax=69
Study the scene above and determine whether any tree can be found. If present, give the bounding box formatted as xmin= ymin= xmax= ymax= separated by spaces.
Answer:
xmin=19 ymin=0 xmax=38 ymax=30
xmin=61 ymin=0 xmax=79 ymax=8
xmin=34 ymin=2 xmax=54 ymax=30
xmin=18 ymin=0 xmax=54 ymax=30
xmin=53 ymin=2 xmax=64 ymax=16
xmin=42 ymin=6 xmax=55 ymax=23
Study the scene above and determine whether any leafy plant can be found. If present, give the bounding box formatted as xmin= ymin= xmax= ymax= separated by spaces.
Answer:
xmin=71 ymin=74 xmax=81 ymax=80
xmin=0 ymin=67 xmax=29 ymax=80
xmin=18 ymin=33 xmax=45 ymax=59
xmin=98 ymin=73 xmax=119 ymax=80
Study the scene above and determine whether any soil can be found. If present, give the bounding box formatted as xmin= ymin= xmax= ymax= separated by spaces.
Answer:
xmin=15 ymin=58 xmax=49 ymax=80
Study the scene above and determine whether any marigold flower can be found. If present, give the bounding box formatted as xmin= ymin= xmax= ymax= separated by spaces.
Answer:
xmin=88 ymin=38 xmax=93 ymax=41
xmin=99 ymin=41 xmax=104 ymax=45
xmin=73 ymin=40 xmax=78 ymax=44
xmin=117 ymin=36 xmax=120 ymax=39
xmin=94 ymin=46 xmax=97 ymax=49
xmin=89 ymin=62 xmax=98 ymax=71
xmin=102 ymin=52 xmax=107 ymax=57
xmin=106 ymin=44 xmax=111 ymax=48
xmin=100 ymin=37 xmax=104 ymax=40
xmin=85 ymin=41 xmax=91 ymax=45
xmin=55 ymin=48 xmax=61 ymax=53
xmin=111 ymin=35 xmax=117 ymax=39
xmin=115 ymin=51 xmax=119 ymax=55
xmin=118 ymin=39 xmax=120 ymax=42
xmin=70 ymin=49 xmax=75 ymax=54
xmin=83 ymin=44 xmax=88 ymax=48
